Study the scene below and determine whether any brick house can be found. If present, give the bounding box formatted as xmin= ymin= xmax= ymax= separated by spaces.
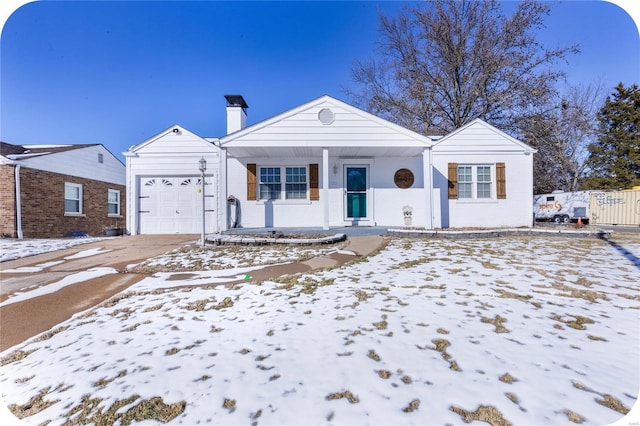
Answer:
xmin=0 ymin=142 xmax=126 ymax=238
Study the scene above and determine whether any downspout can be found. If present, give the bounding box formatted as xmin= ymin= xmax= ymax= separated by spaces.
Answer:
xmin=15 ymin=164 xmax=23 ymax=239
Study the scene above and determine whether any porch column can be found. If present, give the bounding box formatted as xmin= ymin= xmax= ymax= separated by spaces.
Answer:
xmin=218 ymin=148 xmax=228 ymax=232
xmin=423 ymin=148 xmax=434 ymax=229
xmin=322 ymin=148 xmax=330 ymax=230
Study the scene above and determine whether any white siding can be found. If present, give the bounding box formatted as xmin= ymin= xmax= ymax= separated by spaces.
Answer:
xmin=223 ymin=98 xmax=431 ymax=149
xmin=433 ymin=120 xmax=532 ymax=153
xmin=227 ymin=157 xmax=324 ymax=228
xmin=227 ymin=155 xmax=429 ymax=229
xmin=20 ymin=145 xmax=125 ymax=185
xmin=432 ymin=152 xmax=534 ymax=228
xmin=223 ymin=96 xmax=434 ymax=229
xmin=126 ymin=128 xmax=221 ymax=235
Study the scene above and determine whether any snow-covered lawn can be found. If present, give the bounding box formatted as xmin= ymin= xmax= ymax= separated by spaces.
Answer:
xmin=0 ymin=238 xmax=108 ymax=263
xmin=126 ymin=242 xmax=345 ymax=273
xmin=1 ymin=236 xmax=639 ymax=425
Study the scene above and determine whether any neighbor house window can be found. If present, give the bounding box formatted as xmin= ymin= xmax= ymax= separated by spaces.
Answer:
xmin=258 ymin=166 xmax=308 ymax=200
xmin=108 ymin=189 xmax=120 ymax=215
xmin=65 ymin=183 xmax=83 ymax=214
xmin=457 ymin=165 xmax=493 ymax=199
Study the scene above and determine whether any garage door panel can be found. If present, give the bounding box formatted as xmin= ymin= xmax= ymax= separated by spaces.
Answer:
xmin=138 ymin=175 xmax=216 ymax=234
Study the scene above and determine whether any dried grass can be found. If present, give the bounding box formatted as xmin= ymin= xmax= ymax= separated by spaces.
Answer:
xmin=373 ymin=319 xmax=388 ymax=330
xmin=402 ymin=399 xmax=420 ymax=412
xmin=62 ymin=394 xmax=185 ymax=425
xmin=377 ymin=370 xmax=392 ymax=379
xmin=450 ymin=404 xmax=512 ymax=426
xmin=33 ymin=326 xmax=71 ymax=343
xmin=481 ymin=315 xmax=510 ymax=333
xmin=565 ymin=409 xmax=585 ymax=423
xmin=550 ymin=314 xmax=594 ymax=330
xmin=552 ymin=283 xmax=608 ymax=303
xmin=596 ymin=394 xmax=630 ymax=414
xmin=121 ymin=397 xmax=186 ymax=425
xmin=499 ymin=373 xmax=518 ymax=384
xmin=493 ymin=289 xmax=531 ymax=302
xmin=505 ymin=393 xmax=519 ymax=404
xmin=587 ymin=335 xmax=607 ymax=342
xmin=223 ymin=398 xmax=236 ymax=413
xmin=0 ymin=349 xmax=37 ymax=366
xmin=326 ymin=391 xmax=359 ymax=404
xmin=8 ymin=386 xmax=60 ymax=419
xmin=93 ymin=370 xmax=127 ymax=388
xmin=367 ymin=349 xmax=381 ymax=362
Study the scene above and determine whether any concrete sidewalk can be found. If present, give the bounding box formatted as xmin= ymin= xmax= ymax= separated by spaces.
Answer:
xmin=0 ymin=234 xmax=385 ymax=351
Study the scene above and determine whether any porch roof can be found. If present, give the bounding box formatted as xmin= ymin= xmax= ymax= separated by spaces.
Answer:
xmin=225 ymin=145 xmax=428 ymax=158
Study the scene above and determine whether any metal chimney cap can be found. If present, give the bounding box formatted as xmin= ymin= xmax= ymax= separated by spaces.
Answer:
xmin=224 ymin=95 xmax=249 ymax=108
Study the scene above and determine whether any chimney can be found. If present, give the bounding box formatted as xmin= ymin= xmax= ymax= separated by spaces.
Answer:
xmin=224 ymin=95 xmax=248 ymax=134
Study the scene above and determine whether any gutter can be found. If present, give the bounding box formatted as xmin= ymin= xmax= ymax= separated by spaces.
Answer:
xmin=15 ymin=164 xmax=23 ymax=239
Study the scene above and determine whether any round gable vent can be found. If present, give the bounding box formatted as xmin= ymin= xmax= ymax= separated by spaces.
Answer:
xmin=318 ymin=108 xmax=335 ymax=125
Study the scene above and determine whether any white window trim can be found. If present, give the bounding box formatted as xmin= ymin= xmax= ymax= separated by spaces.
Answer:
xmin=108 ymin=189 xmax=121 ymax=216
xmin=257 ymin=165 xmax=310 ymax=203
xmin=457 ymin=164 xmax=496 ymax=201
xmin=64 ymin=182 xmax=83 ymax=215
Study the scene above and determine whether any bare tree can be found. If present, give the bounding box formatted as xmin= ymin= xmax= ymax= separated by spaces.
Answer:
xmin=520 ymin=82 xmax=603 ymax=193
xmin=346 ymin=0 xmax=578 ymax=136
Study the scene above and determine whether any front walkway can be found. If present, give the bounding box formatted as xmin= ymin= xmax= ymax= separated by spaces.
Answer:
xmin=224 ymin=226 xmax=389 ymax=237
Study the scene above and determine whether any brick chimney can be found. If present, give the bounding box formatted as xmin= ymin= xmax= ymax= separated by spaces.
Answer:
xmin=224 ymin=95 xmax=248 ymax=134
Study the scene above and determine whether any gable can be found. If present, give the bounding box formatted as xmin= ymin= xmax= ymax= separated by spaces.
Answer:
xmin=129 ymin=125 xmax=219 ymax=155
xmin=14 ymin=144 xmax=125 ymax=185
xmin=221 ymin=95 xmax=433 ymax=150
xmin=432 ymin=119 xmax=535 ymax=154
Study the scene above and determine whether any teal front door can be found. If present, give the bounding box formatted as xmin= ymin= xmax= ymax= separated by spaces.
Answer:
xmin=345 ymin=166 xmax=367 ymax=220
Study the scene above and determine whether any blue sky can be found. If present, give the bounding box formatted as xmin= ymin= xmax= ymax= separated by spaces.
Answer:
xmin=1 ymin=1 xmax=638 ymax=162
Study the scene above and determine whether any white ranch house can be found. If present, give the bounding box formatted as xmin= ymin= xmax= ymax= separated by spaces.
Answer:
xmin=124 ymin=95 xmax=535 ymax=235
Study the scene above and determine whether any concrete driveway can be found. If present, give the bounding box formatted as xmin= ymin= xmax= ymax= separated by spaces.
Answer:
xmin=0 ymin=235 xmax=197 ymax=350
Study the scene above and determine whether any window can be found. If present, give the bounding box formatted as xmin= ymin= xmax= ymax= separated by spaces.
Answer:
xmin=285 ymin=167 xmax=307 ymax=199
xmin=108 ymin=189 xmax=120 ymax=215
xmin=476 ymin=166 xmax=492 ymax=198
xmin=259 ymin=167 xmax=282 ymax=200
xmin=65 ymin=183 xmax=82 ymax=214
xmin=98 ymin=153 xmax=104 ymax=163
xmin=457 ymin=166 xmax=473 ymax=199
xmin=456 ymin=165 xmax=493 ymax=199
xmin=258 ymin=166 xmax=308 ymax=200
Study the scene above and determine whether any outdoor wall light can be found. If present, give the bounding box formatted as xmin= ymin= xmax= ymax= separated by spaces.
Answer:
xmin=333 ymin=164 xmax=338 ymax=174
xmin=173 ymin=128 xmax=180 ymax=134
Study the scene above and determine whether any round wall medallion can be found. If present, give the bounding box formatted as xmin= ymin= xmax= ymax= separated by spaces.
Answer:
xmin=394 ymin=168 xmax=414 ymax=189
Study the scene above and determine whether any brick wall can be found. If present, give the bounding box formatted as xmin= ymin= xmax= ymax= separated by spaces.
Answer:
xmin=0 ymin=165 xmax=17 ymax=237
xmin=3 ymin=166 xmax=126 ymax=238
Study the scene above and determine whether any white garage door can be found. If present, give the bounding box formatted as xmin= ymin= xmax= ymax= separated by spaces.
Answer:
xmin=138 ymin=176 xmax=215 ymax=234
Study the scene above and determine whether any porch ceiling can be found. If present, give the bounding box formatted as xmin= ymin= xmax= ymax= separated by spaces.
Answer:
xmin=226 ymin=146 xmax=426 ymax=158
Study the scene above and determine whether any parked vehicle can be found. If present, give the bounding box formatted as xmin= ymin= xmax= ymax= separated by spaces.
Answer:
xmin=533 ymin=191 xmax=601 ymax=224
